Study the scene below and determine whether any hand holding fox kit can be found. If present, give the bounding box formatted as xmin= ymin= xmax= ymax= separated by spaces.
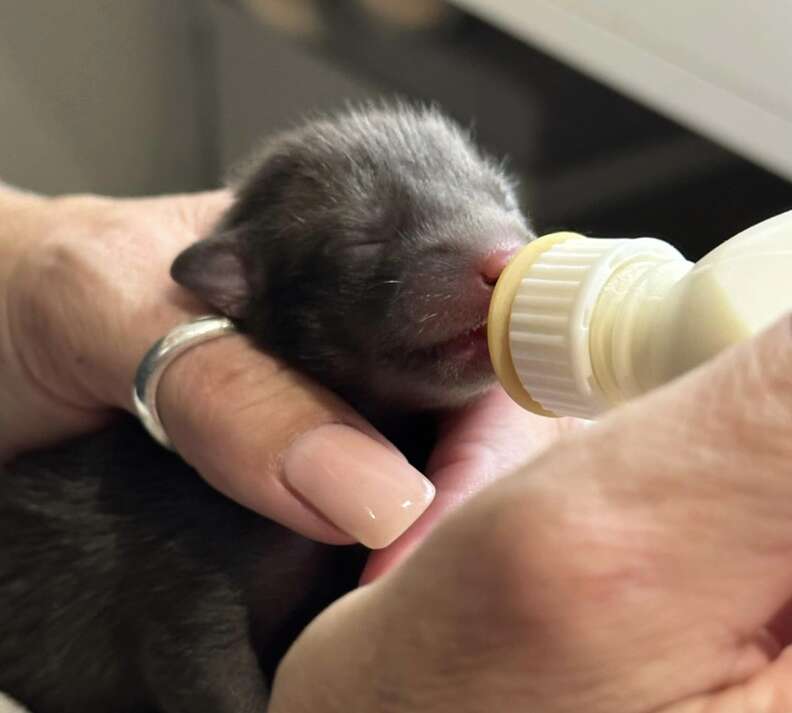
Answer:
xmin=0 ymin=186 xmax=433 ymax=549
xmin=0 ymin=105 xmax=559 ymax=712
xmin=0 ymin=106 xmax=538 ymax=547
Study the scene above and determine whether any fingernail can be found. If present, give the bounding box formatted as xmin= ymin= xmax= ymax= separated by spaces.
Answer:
xmin=283 ymin=424 xmax=435 ymax=549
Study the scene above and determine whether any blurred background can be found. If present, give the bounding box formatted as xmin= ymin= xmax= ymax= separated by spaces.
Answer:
xmin=1 ymin=0 xmax=790 ymax=258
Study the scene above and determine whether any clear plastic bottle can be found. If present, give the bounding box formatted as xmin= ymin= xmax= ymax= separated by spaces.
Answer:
xmin=488 ymin=210 xmax=792 ymax=419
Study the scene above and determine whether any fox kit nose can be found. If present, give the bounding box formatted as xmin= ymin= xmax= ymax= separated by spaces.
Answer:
xmin=479 ymin=247 xmax=520 ymax=287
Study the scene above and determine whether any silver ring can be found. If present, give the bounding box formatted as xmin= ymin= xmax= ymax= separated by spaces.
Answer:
xmin=132 ymin=315 xmax=238 ymax=449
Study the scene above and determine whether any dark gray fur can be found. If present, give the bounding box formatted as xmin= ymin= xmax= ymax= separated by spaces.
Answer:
xmin=0 ymin=104 xmax=531 ymax=713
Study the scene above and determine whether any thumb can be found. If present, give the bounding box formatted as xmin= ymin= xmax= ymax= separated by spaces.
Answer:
xmin=157 ymin=333 xmax=435 ymax=547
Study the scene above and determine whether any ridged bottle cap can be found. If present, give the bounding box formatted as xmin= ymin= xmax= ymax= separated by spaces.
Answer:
xmin=488 ymin=233 xmax=680 ymax=418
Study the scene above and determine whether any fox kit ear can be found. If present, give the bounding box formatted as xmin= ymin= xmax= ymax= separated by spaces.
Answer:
xmin=171 ymin=231 xmax=250 ymax=318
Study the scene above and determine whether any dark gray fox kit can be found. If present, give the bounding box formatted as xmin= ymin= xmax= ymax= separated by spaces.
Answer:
xmin=0 ymin=104 xmax=531 ymax=713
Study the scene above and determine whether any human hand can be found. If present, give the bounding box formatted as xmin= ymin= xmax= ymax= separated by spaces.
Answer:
xmin=271 ymin=315 xmax=792 ymax=713
xmin=0 ymin=188 xmax=436 ymax=547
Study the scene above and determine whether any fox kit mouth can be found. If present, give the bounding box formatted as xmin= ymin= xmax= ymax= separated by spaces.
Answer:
xmin=407 ymin=321 xmax=490 ymax=369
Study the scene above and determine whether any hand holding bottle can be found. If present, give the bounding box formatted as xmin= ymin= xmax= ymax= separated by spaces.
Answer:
xmin=272 ymin=314 xmax=792 ymax=713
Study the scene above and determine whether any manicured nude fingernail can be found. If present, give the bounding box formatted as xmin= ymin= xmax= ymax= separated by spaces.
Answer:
xmin=283 ymin=424 xmax=435 ymax=549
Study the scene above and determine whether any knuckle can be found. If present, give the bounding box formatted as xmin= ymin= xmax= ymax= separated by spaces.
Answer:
xmin=164 ymin=337 xmax=345 ymax=451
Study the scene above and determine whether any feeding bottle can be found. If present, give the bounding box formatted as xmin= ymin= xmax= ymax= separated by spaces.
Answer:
xmin=488 ymin=210 xmax=792 ymax=419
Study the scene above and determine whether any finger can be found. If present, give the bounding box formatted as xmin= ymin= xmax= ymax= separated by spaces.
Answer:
xmin=157 ymin=334 xmax=435 ymax=546
xmin=362 ymin=388 xmax=581 ymax=582
xmin=106 ymin=192 xmax=434 ymax=546
xmin=667 ymin=645 xmax=792 ymax=713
